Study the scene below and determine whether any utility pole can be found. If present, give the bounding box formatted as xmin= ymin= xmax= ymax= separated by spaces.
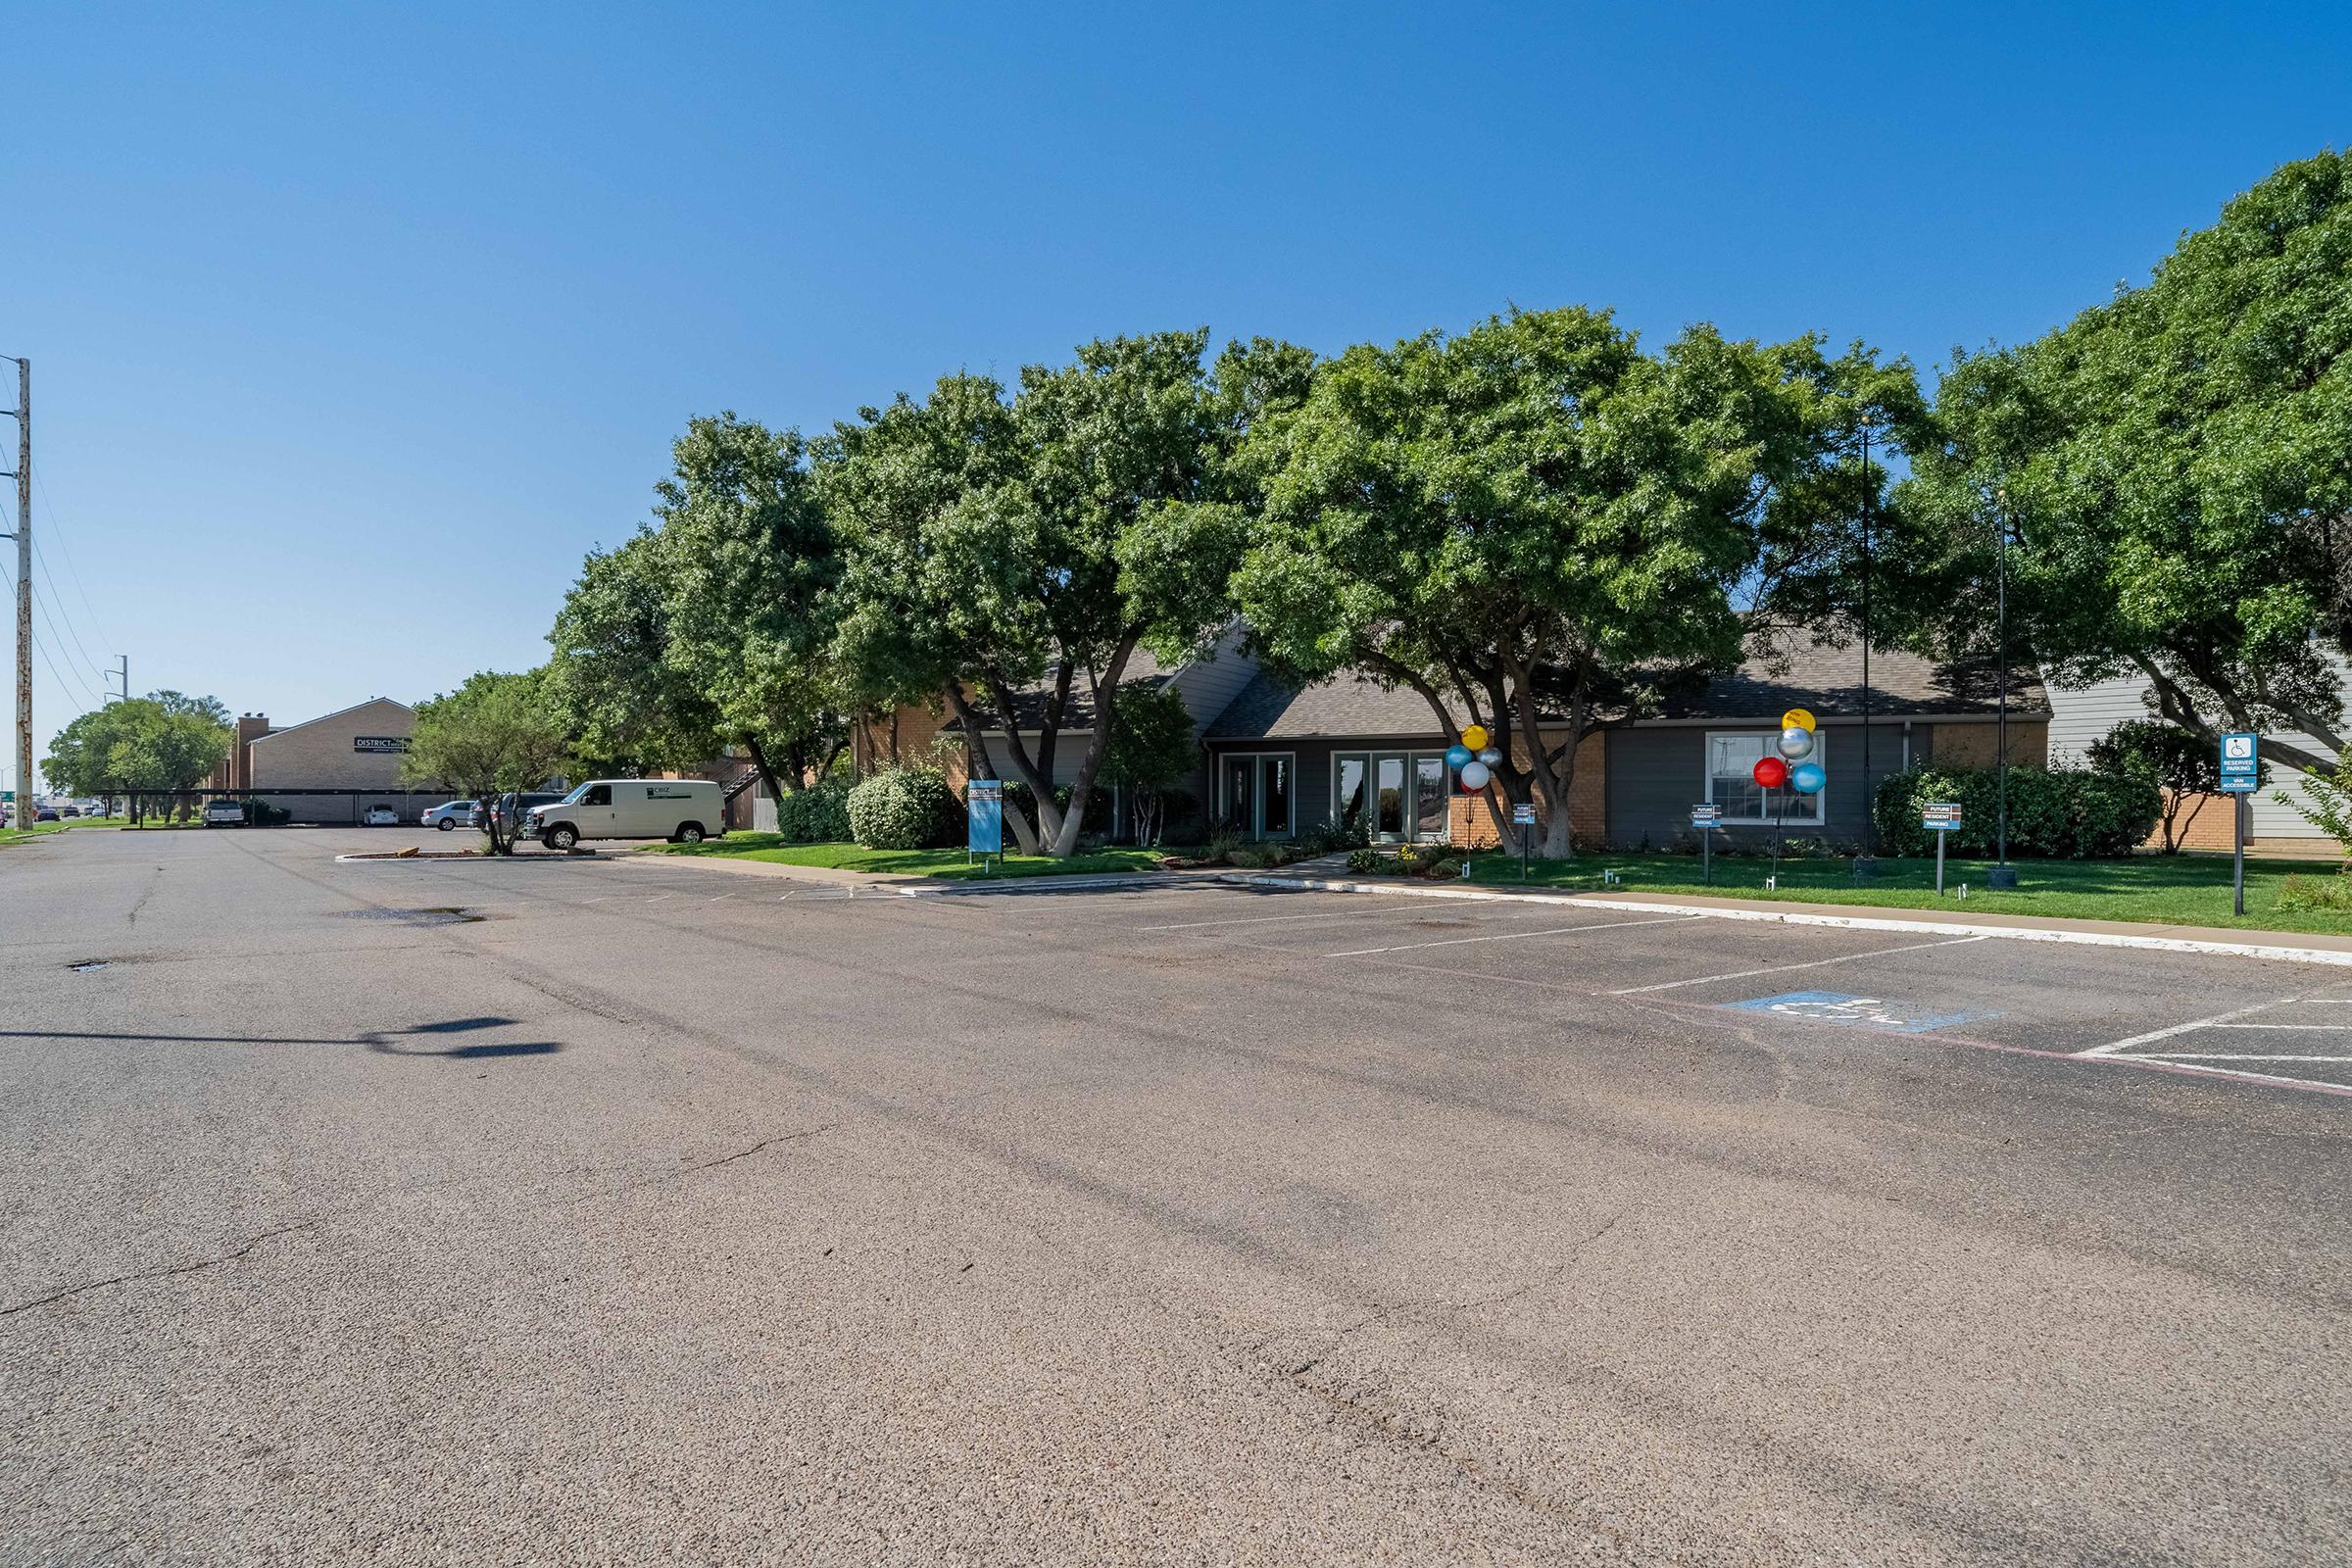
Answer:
xmin=107 ymin=654 xmax=127 ymax=704
xmin=1855 ymin=412 xmax=1876 ymax=880
xmin=2 ymin=357 xmax=25 ymax=816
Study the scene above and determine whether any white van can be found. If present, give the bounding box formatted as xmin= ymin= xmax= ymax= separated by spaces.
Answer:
xmin=525 ymin=778 xmax=723 ymax=851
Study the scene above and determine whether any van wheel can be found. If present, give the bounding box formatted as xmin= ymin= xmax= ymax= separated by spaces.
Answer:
xmin=675 ymin=822 xmax=706 ymax=844
xmin=547 ymin=824 xmax=579 ymax=852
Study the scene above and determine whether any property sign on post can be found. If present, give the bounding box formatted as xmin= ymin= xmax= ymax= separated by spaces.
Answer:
xmin=2219 ymin=733 xmax=2257 ymax=915
xmin=1689 ymin=804 xmax=1721 ymax=828
xmin=1923 ymin=803 xmax=1962 ymax=896
xmin=1511 ymin=804 xmax=1536 ymax=827
xmin=2218 ymin=732 xmax=2259 ymax=794
xmin=966 ymin=779 xmax=1003 ymax=858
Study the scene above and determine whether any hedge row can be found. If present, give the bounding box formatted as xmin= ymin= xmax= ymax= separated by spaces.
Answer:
xmin=1870 ymin=765 xmax=2161 ymax=858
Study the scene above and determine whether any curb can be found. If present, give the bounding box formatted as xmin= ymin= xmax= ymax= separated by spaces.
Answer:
xmin=1212 ymin=872 xmax=2352 ymax=969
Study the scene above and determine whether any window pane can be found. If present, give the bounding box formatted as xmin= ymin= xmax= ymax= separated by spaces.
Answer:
xmin=1334 ymin=756 xmax=1368 ymax=834
xmin=1415 ymin=757 xmax=1448 ymax=840
xmin=1221 ymin=758 xmax=1252 ymax=831
xmin=1376 ymin=757 xmax=1405 ymax=835
xmin=1259 ymin=756 xmax=1291 ymax=836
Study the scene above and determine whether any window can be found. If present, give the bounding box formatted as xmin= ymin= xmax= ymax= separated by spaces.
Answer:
xmin=1705 ymin=732 xmax=1822 ymax=825
xmin=1333 ymin=755 xmax=1369 ymax=836
xmin=1217 ymin=752 xmax=1297 ymax=839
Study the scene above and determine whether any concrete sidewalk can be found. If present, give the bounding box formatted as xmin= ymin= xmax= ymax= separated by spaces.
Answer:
xmin=1217 ymin=869 xmax=2352 ymax=967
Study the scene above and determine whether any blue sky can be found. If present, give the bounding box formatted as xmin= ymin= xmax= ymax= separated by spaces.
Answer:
xmin=7 ymin=3 xmax=2349 ymax=789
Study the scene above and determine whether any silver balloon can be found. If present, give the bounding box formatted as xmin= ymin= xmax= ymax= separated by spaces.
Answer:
xmin=1778 ymin=724 xmax=1814 ymax=760
xmin=1476 ymin=747 xmax=1502 ymax=767
xmin=1458 ymin=760 xmax=1492 ymax=790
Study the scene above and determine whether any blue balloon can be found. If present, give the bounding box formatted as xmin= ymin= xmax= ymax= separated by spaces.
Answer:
xmin=1445 ymin=743 xmax=1472 ymax=769
xmin=1789 ymin=761 xmax=1827 ymax=794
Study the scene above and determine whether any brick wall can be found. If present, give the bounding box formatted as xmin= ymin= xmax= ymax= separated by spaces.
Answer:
xmin=853 ymin=704 xmax=956 ymax=781
xmin=1446 ymin=732 xmax=1606 ymax=849
xmin=247 ymin=700 xmax=424 ymax=790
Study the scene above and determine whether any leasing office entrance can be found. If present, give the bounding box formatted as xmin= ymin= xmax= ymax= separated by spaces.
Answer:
xmin=1331 ymin=751 xmax=1449 ymax=844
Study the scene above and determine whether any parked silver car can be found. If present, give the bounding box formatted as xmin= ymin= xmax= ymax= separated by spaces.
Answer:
xmin=420 ymin=800 xmax=477 ymax=832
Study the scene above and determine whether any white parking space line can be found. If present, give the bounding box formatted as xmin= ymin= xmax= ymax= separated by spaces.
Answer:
xmin=1324 ymin=913 xmax=1698 ymax=958
xmin=1606 ymin=934 xmax=1991 ymax=996
xmin=2211 ymin=1022 xmax=2352 ymax=1030
xmin=1141 ymin=905 xmax=1431 ymax=932
xmin=2079 ymin=998 xmax=2295 ymax=1057
xmin=2139 ymin=1053 xmax=2352 ymax=1062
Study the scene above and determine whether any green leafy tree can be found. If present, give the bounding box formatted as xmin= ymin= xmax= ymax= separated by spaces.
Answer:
xmin=548 ymin=416 xmax=846 ymax=803
xmin=2083 ymin=719 xmax=2223 ymax=854
xmin=1905 ymin=151 xmax=2352 ymax=775
xmin=825 ymin=330 xmax=1311 ymax=857
xmin=1100 ymin=680 xmax=1199 ymax=846
xmin=1236 ymin=305 xmax=1915 ymax=858
xmin=546 ymin=530 xmax=728 ymax=777
xmin=43 ymin=694 xmax=230 ymax=821
xmin=403 ymin=671 xmax=569 ymax=855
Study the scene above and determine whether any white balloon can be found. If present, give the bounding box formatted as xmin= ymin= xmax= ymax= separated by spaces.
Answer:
xmin=1458 ymin=760 xmax=1492 ymax=790
xmin=1476 ymin=748 xmax=1502 ymax=767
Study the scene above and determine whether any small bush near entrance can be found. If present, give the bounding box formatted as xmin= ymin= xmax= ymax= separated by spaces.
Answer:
xmin=1872 ymin=766 xmax=2160 ymax=858
xmin=773 ymin=778 xmax=852 ymax=844
xmin=848 ymin=767 xmax=956 ymax=850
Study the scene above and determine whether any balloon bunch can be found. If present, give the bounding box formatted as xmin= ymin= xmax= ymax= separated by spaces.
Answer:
xmin=1753 ymin=708 xmax=1826 ymax=796
xmin=1446 ymin=725 xmax=1504 ymax=790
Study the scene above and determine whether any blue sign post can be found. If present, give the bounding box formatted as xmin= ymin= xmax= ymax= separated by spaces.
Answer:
xmin=2220 ymin=733 xmax=2257 ymax=915
xmin=1690 ymin=803 xmax=1720 ymax=885
xmin=966 ymin=778 xmax=1004 ymax=872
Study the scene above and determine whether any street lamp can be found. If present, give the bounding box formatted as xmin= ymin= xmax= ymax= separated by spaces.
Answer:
xmin=1854 ymin=412 xmax=1877 ymax=881
xmin=1989 ymin=487 xmax=2018 ymax=889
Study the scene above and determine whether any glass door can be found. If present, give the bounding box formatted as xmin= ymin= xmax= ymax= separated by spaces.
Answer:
xmin=1333 ymin=755 xmax=1370 ymax=839
xmin=1373 ymin=754 xmax=1408 ymax=842
xmin=1414 ymin=756 xmax=1449 ymax=842
xmin=1220 ymin=756 xmax=1254 ymax=835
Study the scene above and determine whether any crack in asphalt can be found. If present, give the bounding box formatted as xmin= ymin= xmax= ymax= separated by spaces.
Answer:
xmin=1 ymin=1219 xmax=318 ymax=1320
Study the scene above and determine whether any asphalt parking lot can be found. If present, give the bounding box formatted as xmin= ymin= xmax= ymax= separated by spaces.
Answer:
xmin=4 ymin=827 xmax=2348 ymax=1565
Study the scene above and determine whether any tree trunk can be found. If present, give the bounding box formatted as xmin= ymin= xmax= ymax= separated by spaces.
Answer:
xmin=740 ymin=734 xmax=790 ymax=812
xmin=981 ymin=671 xmax=1066 ymax=850
xmin=946 ymin=682 xmax=1038 ymax=854
xmin=1046 ymin=635 xmax=1141 ymax=858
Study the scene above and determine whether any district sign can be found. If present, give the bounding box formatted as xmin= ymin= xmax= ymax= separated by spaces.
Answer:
xmin=966 ymin=779 xmax=1004 ymax=855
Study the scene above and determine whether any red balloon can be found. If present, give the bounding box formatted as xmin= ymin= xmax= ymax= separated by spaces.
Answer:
xmin=1751 ymin=756 xmax=1789 ymax=789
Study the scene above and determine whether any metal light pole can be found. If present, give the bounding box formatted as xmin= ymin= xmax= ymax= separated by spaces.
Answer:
xmin=1855 ymin=413 xmax=1876 ymax=880
xmin=1989 ymin=487 xmax=2018 ymax=890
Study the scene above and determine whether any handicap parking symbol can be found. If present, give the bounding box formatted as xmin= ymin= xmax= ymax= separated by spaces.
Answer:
xmin=1721 ymin=991 xmax=1997 ymax=1035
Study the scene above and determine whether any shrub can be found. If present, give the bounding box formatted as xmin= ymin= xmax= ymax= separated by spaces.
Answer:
xmin=2085 ymin=720 xmax=2224 ymax=854
xmin=1871 ymin=765 xmax=2160 ymax=858
xmin=847 ymin=768 xmax=956 ymax=850
xmin=1346 ymin=847 xmax=1387 ymax=874
xmin=773 ymin=778 xmax=852 ymax=844
xmin=1229 ymin=843 xmax=1289 ymax=869
xmin=2278 ymin=872 xmax=2352 ymax=912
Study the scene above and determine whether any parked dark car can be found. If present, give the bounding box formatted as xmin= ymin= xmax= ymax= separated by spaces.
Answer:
xmin=482 ymin=792 xmax=564 ymax=838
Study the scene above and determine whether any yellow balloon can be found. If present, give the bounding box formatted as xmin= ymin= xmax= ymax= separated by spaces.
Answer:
xmin=1461 ymin=724 xmax=1491 ymax=753
xmin=1782 ymin=708 xmax=1816 ymax=733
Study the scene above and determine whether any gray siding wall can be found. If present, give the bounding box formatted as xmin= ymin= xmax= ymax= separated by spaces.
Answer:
xmin=2045 ymin=666 xmax=2350 ymax=836
xmin=1164 ymin=624 xmax=1261 ymax=733
xmin=1606 ymin=721 xmax=1922 ymax=849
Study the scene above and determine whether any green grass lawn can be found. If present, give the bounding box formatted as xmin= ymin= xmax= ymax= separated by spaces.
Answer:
xmin=656 ymin=834 xmax=1176 ymax=881
xmin=1456 ymin=848 xmax=2352 ymax=937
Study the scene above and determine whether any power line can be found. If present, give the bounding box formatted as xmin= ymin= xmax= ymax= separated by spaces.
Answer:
xmin=29 ymin=539 xmax=106 ymax=683
xmin=1 ymin=558 xmax=100 ymax=712
xmin=30 ymin=468 xmax=115 ymax=653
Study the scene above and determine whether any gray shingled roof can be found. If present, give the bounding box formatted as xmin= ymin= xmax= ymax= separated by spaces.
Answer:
xmin=939 ymin=648 xmax=1175 ymax=734
xmin=1205 ymin=643 xmax=2047 ymax=741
